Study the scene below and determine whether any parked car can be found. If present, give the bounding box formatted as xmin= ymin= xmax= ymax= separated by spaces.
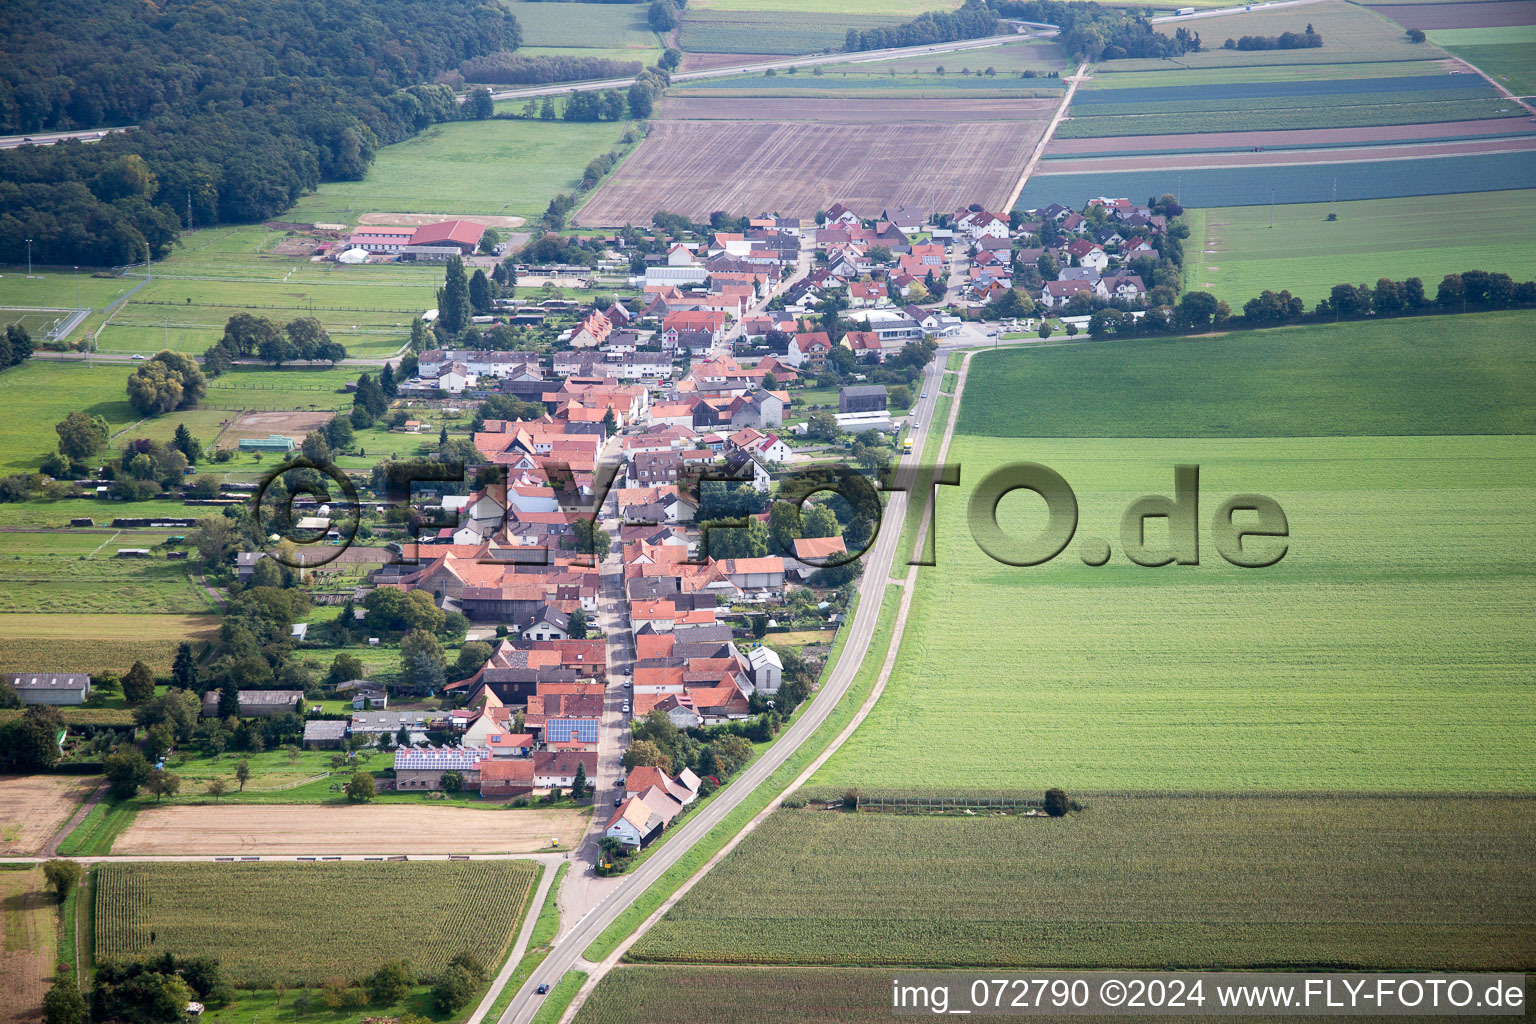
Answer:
xmin=614 ymin=794 xmax=623 ymax=806
xmin=621 ymin=701 xmax=631 ymax=713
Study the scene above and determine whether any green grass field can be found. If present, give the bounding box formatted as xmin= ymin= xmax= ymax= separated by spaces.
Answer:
xmin=0 ymin=360 xmax=142 ymax=473
xmin=94 ymin=860 xmax=540 ymax=987
xmin=1429 ymin=27 xmax=1536 ymax=97
xmin=627 ymin=799 xmax=1536 ymax=969
xmin=1187 ymin=191 xmax=1536 ymax=305
xmin=285 ymin=119 xmax=634 ymax=224
xmin=688 ymin=0 xmax=960 ymax=15
xmin=814 ymin=314 xmax=1536 ymax=794
xmin=957 ymin=312 xmax=1536 ymax=438
xmin=1107 ymin=1 xmax=1439 ymax=69
xmin=507 ymin=1 xmax=661 ymax=49
xmin=0 ymin=270 xmax=137 ymax=309
xmin=679 ymin=9 xmax=904 ymax=54
xmin=0 ymin=548 xmax=212 ymax=614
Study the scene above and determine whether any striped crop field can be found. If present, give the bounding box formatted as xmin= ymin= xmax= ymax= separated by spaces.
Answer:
xmin=95 ymin=860 xmax=540 ymax=987
xmin=1017 ymin=151 xmax=1536 ymax=208
xmin=626 ymin=800 xmax=1536 ymax=969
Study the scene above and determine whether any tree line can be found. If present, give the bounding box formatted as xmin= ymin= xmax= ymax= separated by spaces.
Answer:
xmin=460 ymin=53 xmax=644 ymax=86
xmin=1223 ymin=25 xmax=1324 ymax=50
xmin=0 ymin=0 xmax=515 ymax=266
xmin=845 ymin=1 xmax=999 ymax=51
xmin=1086 ymin=269 xmax=1536 ymax=340
xmin=988 ymin=0 xmax=1200 ymax=61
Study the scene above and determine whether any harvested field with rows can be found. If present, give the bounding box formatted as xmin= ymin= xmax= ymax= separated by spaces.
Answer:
xmin=659 ymin=95 xmax=1057 ymax=121
xmin=111 ymin=803 xmax=588 ymax=855
xmin=630 ymin=800 xmax=1536 ymax=969
xmin=1045 ymin=117 xmax=1536 ymax=155
xmin=94 ymin=860 xmax=540 ymax=986
xmin=0 ymin=775 xmax=95 ymax=856
xmin=574 ymin=117 xmax=1047 ymax=225
xmin=0 ymin=867 xmax=58 ymax=1024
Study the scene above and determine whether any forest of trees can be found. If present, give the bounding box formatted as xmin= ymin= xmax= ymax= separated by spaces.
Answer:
xmin=0 ymin=0 xmax=515 ymax=266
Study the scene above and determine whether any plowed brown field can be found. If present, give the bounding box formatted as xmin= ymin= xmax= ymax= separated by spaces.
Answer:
xmin=112 ymin=803 xmax=587 ymax=855
xmin=0 ymin=868 xmax=57 ymax=1024
xmin=1368 ymin=1 xmax=1536 ymax=28
xmin=0 ymin=775 xmax=94 ymax=856
xmin=574 ymin=117 xmax=1048 ymax=224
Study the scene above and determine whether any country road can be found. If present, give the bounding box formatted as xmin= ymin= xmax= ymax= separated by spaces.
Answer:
xmin=479 ymin=33 xmax=1055 ymax=103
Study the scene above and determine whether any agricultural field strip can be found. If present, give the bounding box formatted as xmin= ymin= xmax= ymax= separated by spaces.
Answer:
xmin=1044 ymin=118 xmax=1536 ymax=157
xmin=627 ymin=800 xmax=1536 ymax=969
xmin=1052 ymin=97 xmax=1523 ymax=137
xmin=1072 ymin=72 xmax=1492 ymax=104
xmin=95 ymin=861 xmax=540 ymax=986
xmin=1039 ymin=135 xmax=1536 ymax=173
xmin=1016 ymin=150 xmax=1536 ymax=207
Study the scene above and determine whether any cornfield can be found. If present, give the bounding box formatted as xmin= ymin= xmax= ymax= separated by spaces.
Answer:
xmin=95 ymin=860 xmax=540 ymax=987
xmin=628 ymin=799 xmax=1536 ymax=970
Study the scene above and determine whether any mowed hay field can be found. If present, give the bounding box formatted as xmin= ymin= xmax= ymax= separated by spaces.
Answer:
xmin=1429 ymin=25 xmax=1536 ymax=97
xmin=94 ymin=860 xmax=540 ymax=987
xmin=628 ymin=800 xmax=1536 ymax=969
xmin=111 ymin=803 xmax=588 ymax=855
xmin=1186 ymin=190 xmax=1536 ymax=305
xmin=0 ymin=614 xmax=218 ymax=674
xmin=815 ymin=313 xmax=1536 ymax=793
xmin=0 ymin=776 xmax=94 ymax=856
xmin=574 ymin=117 xmax=1046 ymax=225
xmin=0 ymin=867 xmax=59 ymax=1024
xmin=286 ymin=119 xmax=633 ymax=225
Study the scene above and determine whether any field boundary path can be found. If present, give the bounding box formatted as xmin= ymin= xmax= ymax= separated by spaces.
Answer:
xmin=557 ymin=348 xmax=979 ymax=1024
xmin=1003 ymin=60 xmax=1091 ymax=214
xmin=44 ymin=782 xmax=106 ymax=859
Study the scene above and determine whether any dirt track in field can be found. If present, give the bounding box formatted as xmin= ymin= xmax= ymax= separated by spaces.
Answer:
xmin=112 ymin=804 xmax=589 ymax=855
xmin=219 ymin=410 xmax=335 ymax=447
xmin=0 ymin=775 xmax=94 ymax=856
xmin=659 ymin=95 xmax=1058 ymax=122
xmin=575 ymin=117 xmax=1049 ymax=224
xmin=1039 ymin=133 xmax=1536 ymax=172
xmin=1367 ymin=0 xmax=1536 ymax=28
xmin=1045 ymin=117 xmax=1536 ymax=155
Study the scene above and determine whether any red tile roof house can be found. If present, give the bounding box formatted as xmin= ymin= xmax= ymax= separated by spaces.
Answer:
xmin=409 ymin=219 xmax=485 ymax=254
xmin=604 ymin=795 xmax=668 ymax=848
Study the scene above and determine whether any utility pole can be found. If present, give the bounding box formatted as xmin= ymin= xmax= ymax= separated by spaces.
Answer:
xmin=25 ymin=238 xmax=33 ymax=277
xmin=73 ymin=266 xmax=80 ymax=310
xmin=1269 ymin=189 xmax=1275 ymax=229
xmin=1331 ymin=177 xmax=1338 ymax=219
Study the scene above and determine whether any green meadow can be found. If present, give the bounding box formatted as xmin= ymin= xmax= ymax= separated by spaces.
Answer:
xmin=815 ymin=313 xmax=1536 ymax=793
xmin=285 ymin=119 xmax=635 ymax=224
xmin=1429 ymin=27 xmax=1536 ymax=97
xmin=1187 ymin=192 xmax=1536 ymax=306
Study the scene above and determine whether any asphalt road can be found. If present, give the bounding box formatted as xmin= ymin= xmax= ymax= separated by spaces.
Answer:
xmin=481 ymin=34 xmax=1052 ymax=103
xmin=0 ymin=126 xmax=134 ymax=149
xmin=496 ymin=354 xmax=949 ymax=1024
